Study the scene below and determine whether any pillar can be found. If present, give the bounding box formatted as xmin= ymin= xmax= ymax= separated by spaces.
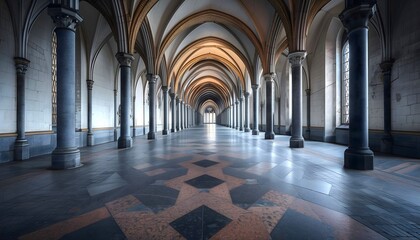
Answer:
xmin=252 ymin=84 xmax=259 ymax=135
xmin=231 ymin=105 xmax=234 ymax=128
xmin=340 ymin=1 xmax=375 ymax=170
xmin=162 ymin=86 xmax=169 ymax=135
xmin=87 ymin=79 xmax=94 ymax=146
xmin=239 ymin=97 xmax=244 ymax=131
xmin=132 ymin=96 xmax=136 ymax=137
xmin=170 ymin=92 xmax=175 ymax=133
xmin=305 ymin=88 xmax=311 ymax=139
xmin=264 ymin=73 xmax=275 ymax=139
xmin=244 ymin=92 xmax=250 ymax=132
xmin=147 ymin=74 xmax=157 ymax=139
xmin=48 ymin=5 xmax=82 ymax=169
xmin=180 ymin=101 xmax=184 ymax=130
xmin=235 ymin=100 xmax=239 ymax=129
xmin=116 ymin=53 xmax=134 ymax=148
xmin=380 ymin=61 xmax=394 ymax=153
xmin=14 ymin=57 xmax=30 ymax=160
xmin=113 ymin=89 xmax=118 ymax=141
xmin=176 ymin=97 xmax=180 ymax=131
xmin=288 ymin=52 xmax=306 ymax=148
xmin=184 ymin=104 xmax=188 ymax=128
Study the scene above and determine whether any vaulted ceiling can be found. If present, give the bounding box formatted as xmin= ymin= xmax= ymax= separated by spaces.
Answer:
xmin=85 ymin=0 xmax=333 ymax=114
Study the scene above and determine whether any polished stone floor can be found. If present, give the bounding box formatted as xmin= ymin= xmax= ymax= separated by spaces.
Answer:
xmin=0 ymin=125 xmax=419 ymax=240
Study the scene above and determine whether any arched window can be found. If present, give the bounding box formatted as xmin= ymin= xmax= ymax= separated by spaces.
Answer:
xmin=342 ymin=40 xmax=350 ymax=124
xmin=51 ymin=32 xmax=57 ymax=130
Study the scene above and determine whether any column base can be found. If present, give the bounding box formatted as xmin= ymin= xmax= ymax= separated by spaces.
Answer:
xmin=244 ymin=128 xmax=250 ymax=132
xmin=162 ymin=129 xmax=168 ymax=135
xmin=171 ymin=129 xmax=175 ymax=133
xmin=118 ymin=136 xmax=132 ymax=148
xmin=344 ymin=148 xmax=374 ymax=170
xmin=87 ymin=133 xmax=94 ymax=146
xmin=252 ymin=129 xmax=259 ymax=135
xmin=148 ymin=131 xmax=156 ymax=140
xmin=240 ymin=127 xmax=243 ymax=131
xmin=132 ymin=128 xmax=136 ymax=138
xmin=51 ymin=147 xmax=81 ymax=170
xmin=265 ymin=132 xmax=275 ymax=139
xmin=290 ymin=137 xmax=304 ymax=148
xmin=380 ymin=135 xmax=393 ymax=154
xmin=114 ymin=129 xmax=118 ymax=141
xmin=176 ymin=127 xmax=180 ymax=131
xmin=14 ymin=139 xmax=29 ymax=161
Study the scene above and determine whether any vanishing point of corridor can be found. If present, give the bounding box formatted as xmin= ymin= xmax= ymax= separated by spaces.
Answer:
xmin=1 ymin=125 xmax=419 ymax=239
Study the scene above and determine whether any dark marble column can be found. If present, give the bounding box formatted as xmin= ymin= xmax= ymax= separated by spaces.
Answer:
xmin=147 ymin=74 xmax=157 ymax=140
xmin=180 ymin=101 xmax=184 ymax=130
xmin=239 ymin=97 xmax=244 ymax=131
xmin=252 ymin=84 xmax=259 ymax=135
xmin=235 ymin=100 xmax=239 ymax=130
xmin=87 ymin=79 xmax=94 ymax=146
xmin=162 ymin=86 xmax=169 ymax=135
xmin=264 ymin=73 xmax=275 ymax=139
xmin=14 ymin=57 xmax=30 ymax=160
xmin=116 ymin=53 xmax=134 ymax=148
xmin=48 ymin=6 xmax=82 ymax=169
xmin=176 ymin=97 xmax=180 ymax=131
xmin=340 ymin=2 xmax=375 ymax=170
xmin=170 ymin=93 xmax=176 ymax=132
xmin=132 ymin=96 xmax=136 ymax=137
xmin=231 ymin=104 xmax=234 ymax=128
xmin=244 ymin=92 xmax=250 ymax=132
xmin=305 ymin=88 xmax=311 ymax=139
xmin=380 ymin=61 xmax=394 ymax=153
xmin=184 ymin=104 xmax=188 ymax=128
xmin=113 ymin=89 xmax=118 ymax=141
xmin=288 ymin=52 xmax=306 ymax=148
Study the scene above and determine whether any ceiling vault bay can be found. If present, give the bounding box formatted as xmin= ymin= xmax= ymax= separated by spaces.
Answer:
xmin=85 ymin=0 xmax=332 ymax=115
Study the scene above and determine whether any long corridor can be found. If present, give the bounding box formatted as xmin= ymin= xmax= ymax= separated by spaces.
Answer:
xmin=1 ymin=125 xmax=419 ymax=239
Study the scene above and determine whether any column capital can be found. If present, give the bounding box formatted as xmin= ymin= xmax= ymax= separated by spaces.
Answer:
xmin=48 ymin=5 xmax=82 ymax=31
xmin=14 ymin=57 xmax=30 ymax=75
xmin=305 ymin=88 xmax=311 ymax=96
xmin=114 ymin=89 xmax=118 ymax=96
xmin=116 ymin=52 xmax=134 ymax=67
xmin=162 ymin=86 xmax=168 ymax=92
xmin=176 ymin=96 xmax=179 ymax=101
xmin=339 ymin=4 xmax=375 ymax=33
xmin=251 ymin=84 xmax=259 ymax=90
xmin=239 ymin=97 xmax=243 ymax=102
xmin=288 ymin=51 xmax=307 ymax=67
xmin=147 ymin=73 xmax=158 ymax=83
xmin=244 ymin=92 xmax=250 ymax=97
xmin=235 ymin=100 xmax=239 ymax=105
xmin=263 ymin=73 xmax=276 ymax=81
xmin=86 ymin=79 xmax=94 ymax=90
xmin=170 ymin=92 xmax=175 ymax=99
xmin=380 ymin=60 xmax=394 ymax=73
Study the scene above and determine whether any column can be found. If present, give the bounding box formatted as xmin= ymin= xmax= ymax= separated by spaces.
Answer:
xmin=239 ymin=97 xmax=244 ymax=131
xmin=170 ymin=93 xmax=175 ymax=132
xmin=14 ymin=57 xmax=30 ymax=160
xmin=176 ymin=97 xmax=180 ymax=131
xmin=116 ymin=53 xmax=134 ymax=148
xmin=48 ymin=5 xmax=82 ymax=169
xmin=132 ymin=96 xmax=136 ymax=137
xmin=380 ymin=61 xmax=394 ymax=153
xmin=305 ymin=89 xmax=311 ymax=139
xmin=244 ymin=92 xmax=250 ymax=132
xmin=252 ymin=84 xmax=259 ymax=135
xmin=264 ymin=73 xmax=275 ymax=139
xmin=87 ymin=79 xmax=94 ymax=146
xmin=288 ymin=52 xmax=306 ymax=148
xmin=180 ymin=101 xmax=184 ymax=130
xmin=162 ymin=86 xmax=169 ymax=135
xmin=231 ymin=105 xmax=234 ymax=128
xmin=147 ymin=74 xmax=157 ymax=139
xmin=340 ymin=1 xmax=375 ymax=170
xmin=114 ymin=89 xmax=118 ymax=141
xmin=184 ymin=104 xmax=188 ymax=128
xmin=235 ymin=100 xmax=239 ymax=129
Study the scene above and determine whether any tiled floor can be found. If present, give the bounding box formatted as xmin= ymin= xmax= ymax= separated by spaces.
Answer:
xmin=1 ymin=124 xmax=419 ymax=239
